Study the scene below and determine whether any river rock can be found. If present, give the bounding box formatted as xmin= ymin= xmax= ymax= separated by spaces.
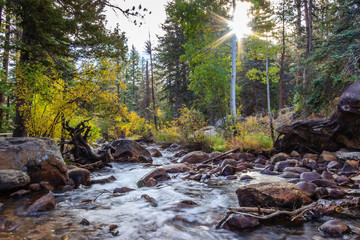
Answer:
xmin=290 ymin=151 xmax=301 ymax=158
xmin=9 ymin=189 xmax=32 ymax=199
xmin=334 ymin=175 xmax=351 ymax=184
xmin=148 ymin=148 xmax=162 ymax=157
xmin=274 ymin=160 xmax=299 ymax=172
xmin=179 ymin=151 xmax=209 ymax=164
xmin=319 ymin=220 xmax=350 ymax=237
xmin=68 ymin=168 xmax=90 ymax=189
xmin=283 ymin=167 xmax=311 ymax=174
xmin=327 ymin=161 xmax=342 ymax=171
xmin=300 ymin=172 xmax=320 ymax=181
xmin=320 ymin=151 xmax=337 ymax=162
xmin=328 ymin=189 xmax=346 ymax=199
xmin=270 ymin=153 xmax=290 ymax=164
xmin=321 ymin=171 xmax=334 ymax=180
xmin=336 ymin=151 xmax=360 ymax=161
xmin=220 ymin=159 xmax=238 ymax=167
xmin=260 ymin=169 xmax=278 ymax=175
xmin=301 ymin=159 xmax=317 ymax=170
xmin=296 ymin=181 xmax=317 ymax=198
xmin=113 ymin=187 xmax=135 ymax=194
xmin=238 ymin=152 xmax=256 ymax=162
xmin=0 ymin=169 xmax=31 ymax=192
xmin=315 ymin=187 xmax=328 ymax=199
xmin=312 ymin=179 xmax=337 ymax=188
xmin=236 ymin=182 xmax=311 ymax=209
xmin=240 ymin=175 xmax=253 ymax=181
xmin=303 ymin=153 xmax=318 ymax=161
xmin=0 ymin=137 xmax=68 ymax=188
xmin=254 ymin=157 xmax=267 ymax=165
xmin=221 ymin=165 xmax=234 ymax=176
xmin=225 ymin=215 xmax=259 ymax=231
xmin=28 ymin=183 xmax=42 ymax=192
xmin=137 ymin=168 xmax=170 ymax=188
xmin=111 ymin=139 xmax=152 ymax=163
xmin=280 ymin=172 xmax=300 ymax=178
xmin=339 ymin=160 xmax=359 ymax=175
xmin=163 ymin=163 xmax=191 ymax=173
xmin=19 ymin=192 xmax=56 ymax=216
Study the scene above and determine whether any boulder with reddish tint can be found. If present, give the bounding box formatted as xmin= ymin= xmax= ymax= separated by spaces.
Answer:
xmin=0 ymin=169 xmax=30 ymax=192
xmin=236 ymin=182 xmax=311 ymax=209
xmin=319 ymin=220 xmax=350 ymax=237
xmin=179 ymin=151 xmax=209 ymax=164
xmin=320 ymin=151 xmax=337 ymax=162
xmin=19 ymin=192 xmax=56 ymax=216
xmin=224 ymin=215 xmax=259 ymax=231
xmin=137 ymin=168 xmax=170 ymax=188
xmin=163 ymin=163 xmax=191 ymax=173
xmin=111 ymin=139 xmax=152 ymax=163
xmin=0 ymin=137 xmax=68 ymax=188
xmin=148 ymin=148 xmax=162 ymax=157
xmin=68 ymin=168 xmax=91 ymax=189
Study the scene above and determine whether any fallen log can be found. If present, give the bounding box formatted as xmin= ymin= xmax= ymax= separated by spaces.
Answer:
xmin=275 ymin=82 xmax=360 ymax=154
xmin=202 ymin=148 xmax=240 ymax=164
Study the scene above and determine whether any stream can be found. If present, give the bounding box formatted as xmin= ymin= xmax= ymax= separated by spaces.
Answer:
xmin=1 ymin=144 xmax=360 ymax=239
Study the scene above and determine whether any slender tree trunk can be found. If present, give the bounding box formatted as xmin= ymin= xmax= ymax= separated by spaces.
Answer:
xmin=266 ymin=38 xmax=275 ymax=141
xmin=279 ymin=0 xmax=286 ymax=109
xmin=145 ymin=61 xmax=151 ymax=120
xmin=304 ymin=0 xmax=310 ymax=58
xmin=174 ymin=59 xmax=180 ymax=115
xmin=14 ymin=28 xmax=32 ymax=137
xmin=296 ymin=0 xmax=302 ymax=86
xmin=230 ymin=0 xmax=237 ymax=119
xmin=308 ymin=0 xmax=313 ymax=56
xmin=148 ymin=40 xmax=157 ymax=128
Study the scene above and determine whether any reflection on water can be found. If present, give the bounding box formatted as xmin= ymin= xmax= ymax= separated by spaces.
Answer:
xmin=0 ymin=146 xmax=359 ymax=239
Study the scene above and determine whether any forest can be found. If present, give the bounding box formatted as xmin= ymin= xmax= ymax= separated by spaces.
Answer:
xmin=0 ymin=0 xmax=360 ymax=239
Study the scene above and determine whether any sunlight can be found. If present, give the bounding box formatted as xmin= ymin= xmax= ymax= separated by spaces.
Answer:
xmin=229 ymin=1 xmax=252 ymax=39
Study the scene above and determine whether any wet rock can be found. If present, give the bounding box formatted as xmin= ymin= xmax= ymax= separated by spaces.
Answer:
xmin=328 ymin=189 xmax=346 ymax=199
xmin=315 ymin=187 xmax=328 ymax=199
xmin=235 ymin=164 xmax=248 ymax=172
xmin=224 ymin=215 xmax=259 ymax=230
xmin=301 ymin=159 xmax=317 ymax=170
xmin=174 ymin=150 xmax=188 ymax=158
xmin=28 ymin=183 xmax=42 ymax=192
xmin=254 ymin=163 xmax=265 ymax=168
xmin=68 ymin=168 xmax=90 ymax=189
xmin=334 ymin=175 xmax=351 ymax=184
xmin=303 ymin=153 xmax=318 ymax=161
xmin=300 ymin=172 xmax=320 ymax=181
xmin=221 ymin=165 xmax=235 ymax=176
xmin=20 ymin=192 xmax=56 ymax=216
xmin=196 ymin=164 xmax=212 ymax=170
xmin=220 ymin=159 xmax=238 ymax=167
xmin=9 ymin=189 xmax=32 ymax=199
xmin=338 ymin=160 xmax=359 ymax=175
xmin=90 ymin=175 xmax=116 ymax=185
xmin=319 ymin=220 xmax=350 ymax=237
xmin=141 ymin=194 xmax=158 ymax=207
xmin=270 ymin=153 xmax=290 ymax=164
xmin=176 ymin=200 xmax=198 ymax=208
xmin=264 ymin=164 xmax=274 ymax=171
xmin=148 ymin=148 xmax=162 ymax=157
xmin=321 ymin=171 xmax=334 ymax=181
xmin=39 ymin=181 xmax=54 ymax=191
xmin=336 ymin=151 xmax=360 ymax=161
xmin=109 ymin=224 xmax=118 ymax=232
xmin=280 ymin=172 xmax=300 ymax=178
xmin=0 ymin=137 xmax=69 ymax=188
xmin=111 ymin=139 xmax=153 ymax=163
xmin=238 ymin=152 xmax=256 ymax=162
xmin=190 ymin=174 xmax=202 ymax=181
xmin=58 ymin=185 xmax=74 ymax=192
xmin=274 ymin=160 xmax=299 ymax=172
xmin=240 ymin=175 xmax=253 ymax=181
xmin=254 ymin=157 xmax=267 ymax=165
xmin=0 ymin=169 xmax=31 ymax=192
xmin=113 ymin=187 xmax=135 ymax=194
xmin=163 ymin=163 xmax=190 ymax=173
xmin=296 ymin=181 xmax=317 ymax=198
xmin=283 ymin=167 xmax=310 ymax=174
xmin=137 ymin=168 xmax=170 ymax=188
xmin=327 ymin=161 xmax=342 ymax=171
xmin=260 ymin=169 xmax=278 ymax=175
xmin=179 ymin=151 xmax=209 ymax=164
xmin=80 ymin=218 xmax=90 ymax=225
xmin=290 ymin=151 xmax=301 ymax=158
xmin=320 ymin=151 xmax=337 ymax=162
xmin=236 ymin=182 xmax=311 ymax=209
xmin=311 ymin=179 xmax=337 ymax=188
xmin=226 ymin=175 xmax=237 ymax=180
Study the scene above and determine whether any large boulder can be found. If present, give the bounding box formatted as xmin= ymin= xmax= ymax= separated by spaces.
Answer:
xmin=0 ymin=169 xmax=31 ymax=192
xmin=0 ymin=138 xmax=68 ymax=188
xmin=68 ymin=168 xmax=91 ymax=188
xmin=137 ymin=168 xmax=170 ymax=188
xmin=236 ymin=182 xmax=311 ymax=209
xmin=111 ymin=139 xmax=152 ymax=163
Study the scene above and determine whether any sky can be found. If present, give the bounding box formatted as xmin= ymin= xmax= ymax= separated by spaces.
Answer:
xmin=105 ymin=0 xmax=171 ymax=55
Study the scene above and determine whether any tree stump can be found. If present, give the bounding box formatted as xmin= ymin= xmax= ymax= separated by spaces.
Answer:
xmin=275 ymin=82 xmax=360 ymax=154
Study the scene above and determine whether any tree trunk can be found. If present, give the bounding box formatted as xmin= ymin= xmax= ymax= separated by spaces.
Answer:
xmin=279 ymin=0 xmax=286 ymax=109
xmin=147 ymin=38 xmax=157 ymax=128
xmin=308 ymin=0 xmax=313 ymax=57
xmin=304 ymin=0 xmax=310 ymax=58
xmin=145 ymin=61 xmax=151 ymax=120
xmin=296 ymin=0 xmax=302 ymax=86
xmin=275 ymin=82 xmax=360 ymax=153
xmin=175 ymin=59 xmax=180 ymax=115
xmin=230 ymin=0 xmax=237 ymax=119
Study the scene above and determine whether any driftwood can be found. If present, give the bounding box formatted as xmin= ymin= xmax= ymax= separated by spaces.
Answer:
xmin=63 ymin=120 xmax=113 ymax=169
xmin=275 ymin=82 xmax=360 ymax=154
xmin=202 ymin=148 xmax=240 ymax=164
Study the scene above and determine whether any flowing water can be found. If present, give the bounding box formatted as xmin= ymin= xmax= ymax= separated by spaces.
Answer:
xmin=1 ymin=145 xmax=360 ymax=240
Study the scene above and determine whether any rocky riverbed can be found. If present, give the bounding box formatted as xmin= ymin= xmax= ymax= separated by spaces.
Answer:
xmin=1 ymin=139 xmax=360 ymax=239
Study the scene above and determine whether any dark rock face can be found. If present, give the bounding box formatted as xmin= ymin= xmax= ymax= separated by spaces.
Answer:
xmin=0 ymin=138 xmax=68 ymax=188
xmin=179 ymin=151 xmax=209 ymax=164
xmin=148 ymin=148 xmax=162 ymax=157
xmin=137 ymin=168 xmax=170 ymax=188
xmin=68 ymin=168 xmax=91 ymax=188
xmin=319 ymin=220 xmax=350 ymax=237
xmin=0 ymin=170 xmax=31 ymax=192
xmin=111 ymin=139 xmax=153 ymax=163
xmin=225 ymin=215 xmax=259 ymax=231
xmin=236 ymin=182 xmax=311 ymax=209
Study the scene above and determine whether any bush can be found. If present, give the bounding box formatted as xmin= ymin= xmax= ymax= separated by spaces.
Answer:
xmin=153 ymin=126 xmax=180 ymax=143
